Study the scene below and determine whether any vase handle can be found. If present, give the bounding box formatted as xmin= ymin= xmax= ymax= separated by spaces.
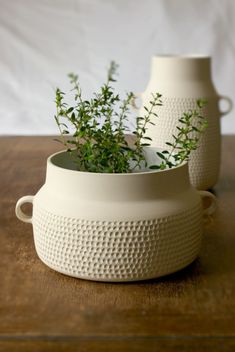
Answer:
xmin=15 ymin=195 xmax=34 ymax=224
xmin=131 ymin=93 xmax=143 ymax=110
xmin=198 ymin=190 xmax=217 ymax=216
xmin=219 ymin=95 xmax=233 ymax=117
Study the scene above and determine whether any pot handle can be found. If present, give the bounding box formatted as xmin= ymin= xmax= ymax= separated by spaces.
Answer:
xmin=198 ymin=190 xmax=217 ymax=216
xmin=131 ymin=92 xmax=143 ymax=110
xmin=15 ymin=195 xmax=34 ymax=224
xmin=219 ymin=95 xmax=233 ymax=117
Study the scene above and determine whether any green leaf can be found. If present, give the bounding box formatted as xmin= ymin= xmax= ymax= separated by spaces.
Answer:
xmin=159 ymin=163 xmax=167 ymax=170
xmin=156 ymin=152 xmax=166 ymax=160
xmin=71 ymin=112 xmax=76 ymax=122
xmin=149 ymin=165 xmax=161 ymax=170
xmin=60 ymin=123 xmax=68 ymax=129
xmin=67 ymin=107 xmax=74 ymax=114
xmin=197 ymin=99 xmax=207 ymax=108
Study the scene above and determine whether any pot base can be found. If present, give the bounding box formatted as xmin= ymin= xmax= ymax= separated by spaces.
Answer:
xmin=38 ymin=255 xmax=199 ymax=282
xmin=33 ymin=204 xmax=202 ymax=282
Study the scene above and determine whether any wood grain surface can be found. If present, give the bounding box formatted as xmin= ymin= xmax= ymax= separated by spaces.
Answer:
xmin=0 ymin=136 xmax=235 ymax=351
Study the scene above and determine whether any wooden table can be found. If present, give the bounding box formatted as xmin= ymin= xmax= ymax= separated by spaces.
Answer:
xmin=0 ymin=136 xmax=235 ymax=352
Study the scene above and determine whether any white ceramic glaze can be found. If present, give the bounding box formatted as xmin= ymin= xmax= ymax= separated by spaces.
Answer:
xmin=15 ymin=149 xmax=216 ymax=282
xmin=137 ymin=55 xmax=233 ymax=190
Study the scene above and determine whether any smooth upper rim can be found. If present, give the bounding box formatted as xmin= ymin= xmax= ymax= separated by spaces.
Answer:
xmin=47 ymin=150 xmax=188 ymax=176
xmin=153 ymin=54 xmax=211 ymax=59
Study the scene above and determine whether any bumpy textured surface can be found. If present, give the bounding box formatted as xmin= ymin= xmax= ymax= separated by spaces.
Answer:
xmin=33 ymin=203 xmax=203 ymax=281
xmin=145 ymin=97 xmax=221 ymax=190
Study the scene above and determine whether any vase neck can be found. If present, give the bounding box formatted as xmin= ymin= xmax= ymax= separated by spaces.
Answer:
xmin=151 ymin=55 xmax=212 ymax=81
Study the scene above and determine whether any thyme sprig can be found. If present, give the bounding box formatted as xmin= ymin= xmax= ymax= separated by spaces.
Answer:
xmin=149 ymin=99 xmax=208 ymax=170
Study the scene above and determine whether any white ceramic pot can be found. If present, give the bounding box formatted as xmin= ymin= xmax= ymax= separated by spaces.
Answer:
xmin=137 ymin=55 xmax=233 ymax=190
xmin=15 ymin=149 xmax=216 ymax=282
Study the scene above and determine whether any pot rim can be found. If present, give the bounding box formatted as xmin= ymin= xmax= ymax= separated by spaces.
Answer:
xmin=48 ymin=148 xmax=188 ymax=177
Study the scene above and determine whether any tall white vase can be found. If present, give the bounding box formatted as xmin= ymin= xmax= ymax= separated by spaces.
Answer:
xmin=138 ymin=55 xmax=233 ymax=190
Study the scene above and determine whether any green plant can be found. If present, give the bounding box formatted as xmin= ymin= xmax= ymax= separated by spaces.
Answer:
xmin=54 ymin=62 xmax=207 ymax=173
xmin=149 ymin=99 xmax=208 ymax=170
